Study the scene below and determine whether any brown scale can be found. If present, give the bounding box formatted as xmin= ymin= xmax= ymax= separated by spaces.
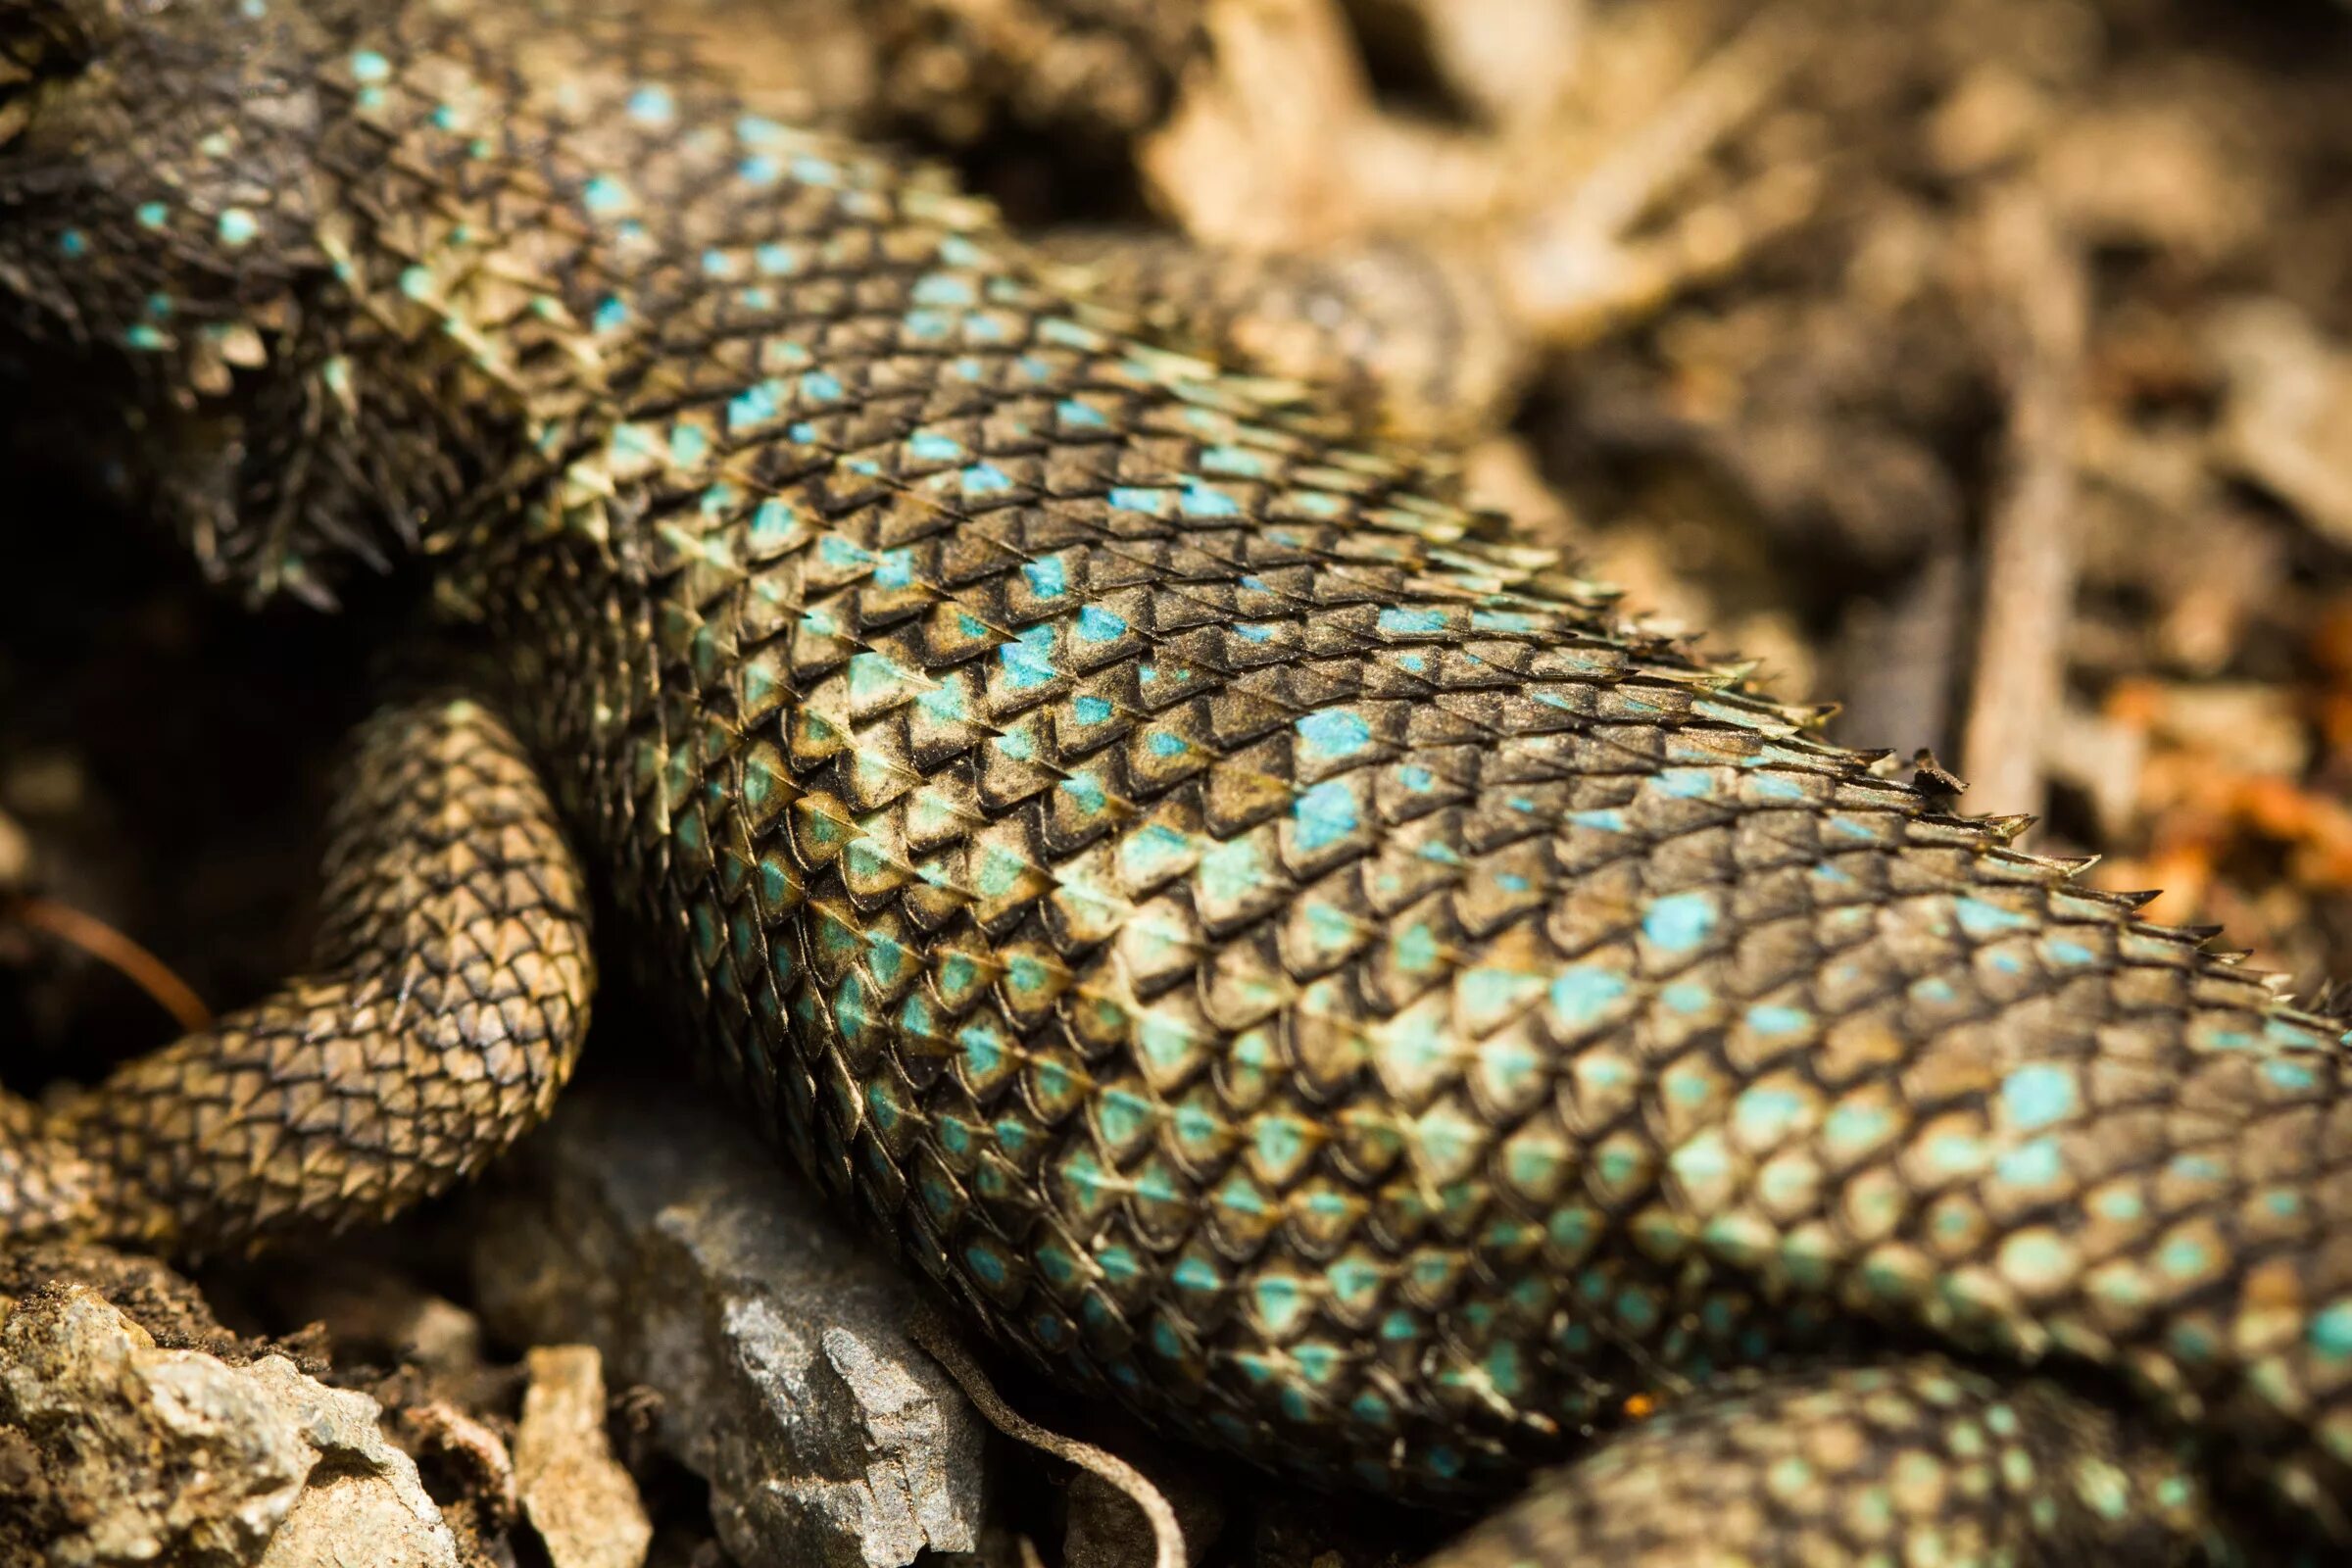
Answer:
xmin=0 ymin=1 xmax=2343 ymax=1561
xmin=859 ymin=0 xmax=1207 ymax=143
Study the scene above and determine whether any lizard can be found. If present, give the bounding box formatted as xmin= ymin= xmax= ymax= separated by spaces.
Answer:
xmin=0 ymin=1 xmax=2348 ymax=1561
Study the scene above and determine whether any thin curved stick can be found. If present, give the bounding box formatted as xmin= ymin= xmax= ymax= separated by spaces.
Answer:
xmin=4 ymin=895 xmax=214 ymax=1034
xmin=910 ymin=1306 xmax=1188 ymax=1568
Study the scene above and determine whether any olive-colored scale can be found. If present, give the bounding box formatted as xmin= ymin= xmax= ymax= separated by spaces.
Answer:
xmin=0 ymin=2 xmax=2345 ymax=1561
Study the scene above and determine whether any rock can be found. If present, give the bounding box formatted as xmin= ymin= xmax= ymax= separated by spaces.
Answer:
xmin=246 ymin=1356 xmax=464 ymax=1568
xmin=470 ymin=1080 xmax=988 ymax=1568
xmin=0 ymin=1282 xmax=459 ymax=1567
xmin=517 ymin=1346 xmax=653 ymax=1568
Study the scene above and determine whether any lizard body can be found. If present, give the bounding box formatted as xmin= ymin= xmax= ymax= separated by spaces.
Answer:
xmin=0 ymin=2 xmax=2346 ymax=1560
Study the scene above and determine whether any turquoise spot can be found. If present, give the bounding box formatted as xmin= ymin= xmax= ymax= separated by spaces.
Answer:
xmin=1000 ymin=625 xmax=1057 ymax=689
xmin=122 ymin=322 xmax=168 ymax=352
xmin=756 ymin=242 xmax=802 ymax=275
xmin=1549 ymin=966 xmax=1629 ymax=1027
xmin=1956 ymin=897 xmax=2034 ymax=939
xmin=1294 ymin=781 xmax=1359 ymax=852
xmin=1657 ymin=768 xmax=1715 ymax=799
xmin=592 ymin=295 xmax=630 ymax=332
xmin=1595 ymin=1147 xmax=1642 ymax=1187
xmin=2312 ymin=1302 xmax=2352 ymax=1362
xmin=1058 ymin=399 xmax=1108 ymax=429
xmin=727 ymin=379 xmax=783 ymax=431
xmin=1297 ymin=708 xmax=1372 ymax=760
xmin=1472 ymin=610 xmax=1541 ymax=634
xmin=1995 ymin=1138 xmax=2063 ymax=1187
xmin=668 ymin=423 xmax=709 ymax=466
xmin=1378 ymin=607 xmax=1447 ymax=637
xmin=215 ymin=209 xmax=260 ymax=247
xmin=1180 ymin=481 xmax=1241 ymax=517
xmin=350 ymin=49 xmax=391 ymax=82
xmin=1022 ymin=558 xmax=1068 ymax=598
xmin=915 ymin=683 xmax=966 ymax=725
xmin=2159 ymin=1236 xmax=2211 ymax=1279
xmin=907 ymin=430 xmax=963 ymax=463
xmin=1105 ymin=486 xmax=1171 ymax=516
xmin=912 ymin=272 xmax=976 ymax=307
xmin=57 ymin=229 xmax=87 ymax=258
xmin=958 ymin=1024 xmax=1006 ymax=1079
xmin=1655 ymin=982 xmax=1712 ymax=1020
xmin=2266 ymin=1059 xmax=2320 ymax=1095
xmin=1077 ymin=605 xmax=1127 ymax=643
xmin=1146 ymin=730 xmax=1189 ymax=759
xmin=1234 ymin=623 xmax=1277 ymax=644
xmin=1744 ymin=1004 xmax=1811 ymax=1036
xmin=800 ymin=370 xmax=845 ymax=402
xmin=134 ymin=202 xmax=169 ymax=229
xmin=960 ymin=464 xmax=1012 ymax=494
xmin=1073 ymin=696 xmax=1113 ymax=725
xmin=1733 ymin=1086 xmax=1806 ymax=1142
xmin=2000 ymin=1064 xmax=2078 ymax=1130
xmin=626 ymin=84 xmax=674 ymax=122
xmin=738 ymin=154 xmax=781 ymax=185
xmin=1199 ymin=445 xmax=1266 ymax=477
xmin=1172 ymin=1255 xmax=1222 ymax=1294
xmin=2046 ymin=939 xmax=2096 ymax=967
xmin=580 ymin=175 xmax=628 ymax=216
xmin=1199 ymin=839 xmax=1265 ymax=905
xmin=1642 ymin=892 xmax=1718 ymax=952
xmin=751 ymin=499 xmax=797 ymax=545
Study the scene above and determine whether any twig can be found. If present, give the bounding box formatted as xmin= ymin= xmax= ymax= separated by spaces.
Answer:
xmin=909 ymin=1307 xmax=1187 ymax=1568
xmin=1959 ymin=186 xmax=2090 ymax=819
xmin=1504 ymin=3 xmax=1812 ymax=336
xmin=2 ymin=895 xmax=213 ymax=1034
xmin=1836 ymin=542 xmax=1969 ymax=758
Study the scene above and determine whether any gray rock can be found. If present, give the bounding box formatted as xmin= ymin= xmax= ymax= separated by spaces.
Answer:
xmin=469 ymin=1082 xmax=988 ymax=1568
xmin=0 ymin=1283 xmax=458 ymax=1568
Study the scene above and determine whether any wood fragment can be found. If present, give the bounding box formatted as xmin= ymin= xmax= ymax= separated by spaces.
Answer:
xmin=2 ymin=896 xmax=213 ymax=1035
xmin=1959 ymin=186 xmax=2089 ymax=820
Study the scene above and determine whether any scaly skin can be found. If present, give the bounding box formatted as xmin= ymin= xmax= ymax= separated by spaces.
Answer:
xmin=859 ymin=0 xmax=1206 ymax=142
xmin=0 ymin=3 xmax=2347 ymax=1561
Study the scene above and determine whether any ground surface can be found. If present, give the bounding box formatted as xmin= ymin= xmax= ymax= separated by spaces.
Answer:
xmin=6 ymin=1 xmax=2352 ymax=1562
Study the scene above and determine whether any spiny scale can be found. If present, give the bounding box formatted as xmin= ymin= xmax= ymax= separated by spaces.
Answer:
xmin=0 ymin=1 xmax=2348 ymax=1560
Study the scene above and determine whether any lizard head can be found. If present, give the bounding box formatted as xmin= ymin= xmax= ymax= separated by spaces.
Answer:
xmin=0 ymin=0 xmax=458 ymax=607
